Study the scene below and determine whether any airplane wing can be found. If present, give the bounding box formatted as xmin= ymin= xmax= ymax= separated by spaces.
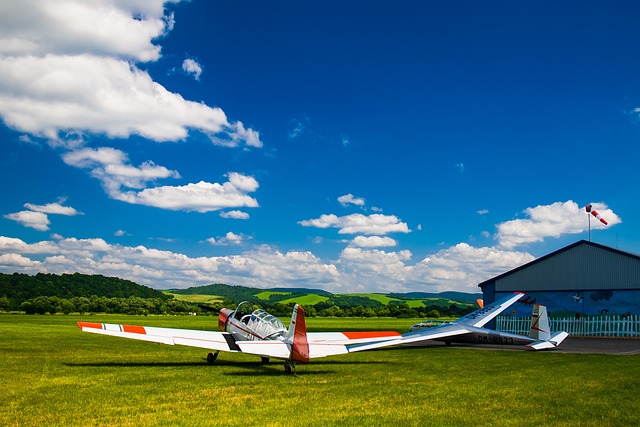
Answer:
xmin=347 ymin=323 xmax=470 ymax=352
xmin=453 ymin=292 xmax=524 ymax=327
xmin=78 ymin=322 xmax=402 ymax=360
xmin=347 ymin=293 xmax=526 ymax=352
xmin=78 ymin=322 xmax=241 ymax=352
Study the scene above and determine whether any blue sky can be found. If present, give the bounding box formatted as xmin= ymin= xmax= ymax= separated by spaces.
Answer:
xmin=0 ymin=0 xmax=637 ymax=293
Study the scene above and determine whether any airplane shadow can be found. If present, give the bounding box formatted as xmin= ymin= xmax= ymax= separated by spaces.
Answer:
xmin=66 ymin=358 xmax=390 ymax=376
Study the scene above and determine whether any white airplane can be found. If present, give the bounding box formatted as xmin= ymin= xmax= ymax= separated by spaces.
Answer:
xmin=351 ymin=292 xmax=569 ymax=352
xmin=78 ymin=301 xmax=401 ymax=373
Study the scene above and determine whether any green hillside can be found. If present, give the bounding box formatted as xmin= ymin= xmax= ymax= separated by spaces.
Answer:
xmin=0 ymin=272 xmax=168 ymax=303
xmin=170 ymin=283 xmax=479 ymax=318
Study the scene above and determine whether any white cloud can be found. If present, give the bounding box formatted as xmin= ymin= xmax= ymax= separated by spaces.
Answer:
xmin=63 ymin=147 xmax=181 ymax=198
xmin=182 ymin=58 xmax=202 ymax=80
xmin=0 ymin=0 xmax=174 ymax=61
xmin=477 ymin=209 xmax=489 ymax=215
xmin=208 ymin=232 xmax=246 ymax=246
xmin=24 ymin=201 xmax=80 ymax=216
xmin=496 ymin=200 xmax=621 ymax=248
xmin=62 ymin=148 xmax=261 ymax=212
xmin=0 ymin=236 xmax=339 ymax=290
xmin=118 ymin=174 xmax=259 ymax=213
xmin=0 ymin=252 xmax=42 ymax=268
xmin=5 ymin=199 xmax=81 ymax=231
xmin=220 ymin=210 xmax=250 ymax=220
xmin=299 ymin=213 xmax=409 ymax=235
xmin=0 ymin=0 xmax=262 ymax=147
xmin=455 ymin=163 xmax=465 ymax=172
xmin=0 ymin=233 xmax=543 ymax=293
xmin=0 ymin=55 xmax=230 ymax=142
xmin=338 ymin=193 xmax=365 ymax=207
xmin=350 ymin=236 xmax=397 ymax=248
xmin=4 ymin=211 xmax=50 ymax=231
xmin=408 ymin=243 xmax=535 ymax=292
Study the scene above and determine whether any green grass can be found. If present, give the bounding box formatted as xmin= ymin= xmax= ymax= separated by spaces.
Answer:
xmin=164 ymin=292 xmax=223 ymax=304
xmin=279 ymin=294 xmax=331 ymax=305
xmin=1 ymin=314 xmax=638 ymax=426
xmin=254 ymin=291 xmax=292 ymax=300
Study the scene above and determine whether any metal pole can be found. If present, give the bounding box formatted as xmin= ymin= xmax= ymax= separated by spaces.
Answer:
xmin=588 ymin=212 xmax=591 ymax=241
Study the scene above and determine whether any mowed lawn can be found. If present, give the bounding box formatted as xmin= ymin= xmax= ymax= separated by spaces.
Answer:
xmin=1 ymin=314 xmax=638 ymax=427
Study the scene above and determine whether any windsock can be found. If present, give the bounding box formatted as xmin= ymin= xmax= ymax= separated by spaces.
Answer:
xmin=585 ymin=204 xmax=608 ymax=225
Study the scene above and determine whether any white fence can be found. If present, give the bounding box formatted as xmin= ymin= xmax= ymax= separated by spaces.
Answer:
xmin=496 ymin=314 xmax=640 ymax=337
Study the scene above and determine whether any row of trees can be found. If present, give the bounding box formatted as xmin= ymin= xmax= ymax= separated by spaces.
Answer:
xmin=251 ymin=301 xmax=472 ymax=319
xmin=1 ymin=295 xmax=198 ymax=315
xmin=0 ymin=295 xmax=470 ymax=319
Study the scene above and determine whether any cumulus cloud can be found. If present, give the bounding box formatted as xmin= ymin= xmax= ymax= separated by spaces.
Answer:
xmin=118 ymin=173 xmax=259 ymax=212
xmin=0 ymin=233 xmax=540 ymax=292
xmin=338 ymin=193 xmax=365 ymax=207
xmin=299 ymin=213 xmax=410 ymax=235
xmin=496 ymin=200 xmax=621 ymax=248
xmin=24 ymin=201 xmax=80 ymax=216
xmin=0 ymin=0 xmax=262 ymax=147
xmin=0 ymin=0 xmax=174 ymax=61
xmin=220 ymin=210 xmax=250 ymax=220
xmin=408 ymin=243 xmax=535 ymax=292
xmin=4 ymin=211 xmax=50 ymax=231
xmin=0 ymin=236 xmax=338 ymax=289
xmin=63 ymin=147 xmax=181 ymax=198
xmin=207 ymin=232 xmax=246 ymax=246
xmin=5 ymin=199 xmax=81 ymax=231
xmin=61 ymin=147 xmax=259 ymax=212
xmin=182 ymin=58 xmax=202 ymax=80
xmin=350 ymin=236 xmax=397 ymax=248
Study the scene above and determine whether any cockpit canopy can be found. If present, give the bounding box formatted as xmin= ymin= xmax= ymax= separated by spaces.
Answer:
xmin=233 ymin=301 xmax=287 ymax=339
xmin=247 ymin=309 xmax=287 ymax=339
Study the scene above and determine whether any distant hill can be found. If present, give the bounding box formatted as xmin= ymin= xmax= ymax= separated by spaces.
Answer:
xmin=168 ymin=283 xmax=481 ymax=309
xmin=0 ymin=272 xmax=169 ymax=304
xmin=389 ymin=291 xmax=482 ymax=303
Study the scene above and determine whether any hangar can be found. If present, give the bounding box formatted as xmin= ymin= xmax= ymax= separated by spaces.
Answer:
xmin=479 ymin=240 xmax=640 ymax=336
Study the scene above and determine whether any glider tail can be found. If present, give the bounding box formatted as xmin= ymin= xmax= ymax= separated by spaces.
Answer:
xmin=287 ymin=304 xmax=310 ymax=362
xmin=526 ymin=304 xmax=569 ymax=350
xmin=528 ymin=304 xmax=551 ymax=341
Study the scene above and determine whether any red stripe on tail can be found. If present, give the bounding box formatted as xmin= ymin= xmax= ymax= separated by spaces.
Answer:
xmin=291 ymin=305 xmax=310 ymax=363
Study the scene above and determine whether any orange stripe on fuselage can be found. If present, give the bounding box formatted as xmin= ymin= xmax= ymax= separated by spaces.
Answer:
xmin=342 ymin=331 xmax=401 ymax=339
xmin=122 ymin=325 xmax=146 ymax=334
xmin=77 ymin=322 xmax=104 ymax=330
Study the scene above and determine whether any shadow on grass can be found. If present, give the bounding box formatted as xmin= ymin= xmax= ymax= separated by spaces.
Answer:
xmin=66 ymin=357 xmax=390 ymax=376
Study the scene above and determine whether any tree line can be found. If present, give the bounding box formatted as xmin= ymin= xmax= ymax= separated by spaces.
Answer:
xmin=3 ymin=295 xmax=198 ymax=315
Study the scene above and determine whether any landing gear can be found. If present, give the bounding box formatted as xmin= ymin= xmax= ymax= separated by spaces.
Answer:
xmin=260 ymin=357 xmax=270 ymax=364
xmin=284 ymin=360 xmax=295 ymax=374
xmin=207 ymin=351 xmax=219 ymax=364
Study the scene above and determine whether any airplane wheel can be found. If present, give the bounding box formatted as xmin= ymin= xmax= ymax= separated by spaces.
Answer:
xmin=284 ymin=361 xmax=294 ymax=374
xmin=207 ymin=351 xmax=219 ymax=364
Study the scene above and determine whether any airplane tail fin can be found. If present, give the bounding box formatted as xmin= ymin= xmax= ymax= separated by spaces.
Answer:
xmin=526 ymin=304 xmax=569 ymax=350
xmin=528 ymin=304 xmax=551 ymax=341
xmin=287 ymin=304 xmax=309 ymax=362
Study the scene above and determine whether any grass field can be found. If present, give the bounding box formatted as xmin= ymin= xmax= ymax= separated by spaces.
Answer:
xmin=2 ymin=314 xmax=638 ymax=426
xmin=163 ymin=292 xmax=223 ymax=304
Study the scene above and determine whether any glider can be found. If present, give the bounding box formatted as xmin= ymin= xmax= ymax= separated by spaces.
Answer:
xmin=351 ymin=292 xmax=569 ymax=352
xmin=78 ymin=301 xmax=401 ymax=373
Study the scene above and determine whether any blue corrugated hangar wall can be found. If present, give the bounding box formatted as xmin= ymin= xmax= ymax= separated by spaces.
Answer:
xmin=479 ymin=240 xmax=640 ymax=318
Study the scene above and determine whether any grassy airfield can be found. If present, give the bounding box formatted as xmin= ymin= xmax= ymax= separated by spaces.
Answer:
xmin=1 ymin=314 xmax=638 ymax=427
